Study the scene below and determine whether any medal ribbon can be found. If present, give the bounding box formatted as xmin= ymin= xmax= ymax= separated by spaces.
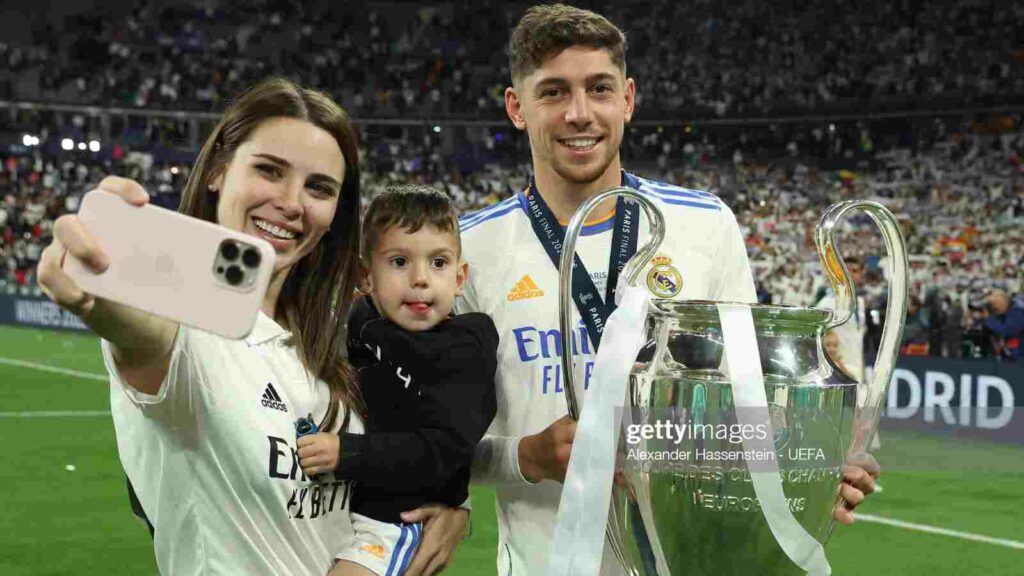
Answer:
xmin=524 ymin=176 xmax=639 ymax=350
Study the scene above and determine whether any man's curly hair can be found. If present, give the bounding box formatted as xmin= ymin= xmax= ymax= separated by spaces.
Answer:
xmin=508 ymin=3 xmax=627 ymax=84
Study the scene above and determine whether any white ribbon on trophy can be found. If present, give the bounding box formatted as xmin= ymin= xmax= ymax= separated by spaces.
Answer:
xmin=548 ymin=282 xmax=649 ymax=576
xmin=718 ymin=303 xmax=831 ymax=576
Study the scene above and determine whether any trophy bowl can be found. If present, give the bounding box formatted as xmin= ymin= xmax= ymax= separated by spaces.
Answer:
xmin=613 ymin=301 xmax=856 ymax=575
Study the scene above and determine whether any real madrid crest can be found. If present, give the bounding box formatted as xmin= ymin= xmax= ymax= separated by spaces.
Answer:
xmin=646 ymin=254 xmax=683 ymax=298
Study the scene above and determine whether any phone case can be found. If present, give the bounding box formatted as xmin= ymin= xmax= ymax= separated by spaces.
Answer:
xmin=65 ymin=190 xmax=276 ymax=339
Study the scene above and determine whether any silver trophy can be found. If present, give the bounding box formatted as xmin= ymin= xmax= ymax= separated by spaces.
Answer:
xmin=558 ymin=189 xmax=908 ymax=575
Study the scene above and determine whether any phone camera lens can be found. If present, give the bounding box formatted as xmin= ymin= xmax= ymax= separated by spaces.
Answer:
xmin=242 ymin=248 xmax=261 ymax=268
xmin=221 ymin=242 xmax=240 ymax=261
xmin=225 ymin=265 xmax=244 ymax=286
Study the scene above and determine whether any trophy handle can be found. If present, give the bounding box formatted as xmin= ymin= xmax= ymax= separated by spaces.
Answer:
xmin=814 ymin=200 xmax=909 ymax=451
xmin=558 ymin=187 xmax=664 ymax=574
xmin=558 ymin=187 xmax=665 ymax=420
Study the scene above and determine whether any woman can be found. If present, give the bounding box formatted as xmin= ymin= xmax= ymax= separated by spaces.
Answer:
xmin=36 ymin=78 xmax=464 ymax=575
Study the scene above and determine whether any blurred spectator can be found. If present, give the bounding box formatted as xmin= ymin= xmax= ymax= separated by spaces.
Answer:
xmin=901 ymin=295 xmax=931 ymax=356
xmin=979 ymin=289 xmax=1024 ymax=363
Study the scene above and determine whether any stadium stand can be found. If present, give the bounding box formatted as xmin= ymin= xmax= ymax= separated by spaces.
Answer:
xmin=2 ymin=0 xmax=1022 ymax=363
xmin=1 ymin=0 xmax=1022 ymax=117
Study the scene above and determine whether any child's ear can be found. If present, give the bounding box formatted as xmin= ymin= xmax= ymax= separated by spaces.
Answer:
xmin=454 ymin=259 xmax=469 ymax=297
xmin=357 ymin=258 xmax=373 ymax=294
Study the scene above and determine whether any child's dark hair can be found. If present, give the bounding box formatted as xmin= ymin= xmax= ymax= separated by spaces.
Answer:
xmin=361 ymin=185 xmax=461 ymax=261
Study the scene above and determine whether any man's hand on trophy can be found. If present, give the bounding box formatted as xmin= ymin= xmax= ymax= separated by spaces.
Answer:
xmin=833 ymin=451 xmax=880 ymax=525
xmin=518 ymin=415 xmax=576 ymax=483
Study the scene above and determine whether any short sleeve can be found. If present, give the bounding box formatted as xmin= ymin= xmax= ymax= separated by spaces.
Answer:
xmin=101 ymin=325 xmax=199 ymax=416
xmin=713 ymin=207 xmax=757 ymax=304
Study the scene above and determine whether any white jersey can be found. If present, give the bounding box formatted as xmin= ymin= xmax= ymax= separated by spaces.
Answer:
xmin=102 ymin=312 xmax=363 ymax=575
xmin=457 ymin=173 xmax=756 ymax=576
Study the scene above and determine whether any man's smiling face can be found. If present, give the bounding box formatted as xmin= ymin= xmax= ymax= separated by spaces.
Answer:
xmin=506 ymin=46 xmax=635 ymax=187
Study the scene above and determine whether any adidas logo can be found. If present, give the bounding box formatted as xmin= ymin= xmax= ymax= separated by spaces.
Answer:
xmin=261 ymin=383 xmax=288 ymax=412
xmin=507 ymin=275 xmax=545 ymax=301
xmin=360 ymin=544 xmax=386 ymax=560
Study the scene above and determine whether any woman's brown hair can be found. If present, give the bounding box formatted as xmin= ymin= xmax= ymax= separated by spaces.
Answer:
xmin=179 ymin=77 xmax=365 ymax=430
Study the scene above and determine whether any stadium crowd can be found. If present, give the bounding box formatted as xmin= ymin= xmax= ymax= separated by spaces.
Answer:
xmin=2 ymin=0 xmax=1022 ymax=363
xmin=1 ymin=0 xmax=1021 ymax=118
xmin=3 ymin=113 xmax=1022 ymax=362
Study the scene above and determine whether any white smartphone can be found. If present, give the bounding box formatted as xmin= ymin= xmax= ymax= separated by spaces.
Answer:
xmin=65 ymin=190 xmax=276 ymax=339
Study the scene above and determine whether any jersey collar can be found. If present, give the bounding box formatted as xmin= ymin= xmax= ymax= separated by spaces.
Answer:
xmin=244 ymin=311 xmax=289 ymax=346
xmin=518 ymin=170 xmax=638 ymax=236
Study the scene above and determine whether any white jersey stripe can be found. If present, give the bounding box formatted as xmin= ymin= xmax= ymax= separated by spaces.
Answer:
xmin=385 ymin=525 xmax=411 ymax=576
xmin=398 ymin=524 xmax=421 ymax=573
xmin=460 ymin=202 xmax=522 ymax=232
xmin=636 ymin=177 xmax=720 ymax=200
xmin=635 ymin=185 xmax=722 ymax=210
xmin=459 ymin=196 xmax=520 ymax=228
xmin=460 ymin=197 xmax=519 ymax=222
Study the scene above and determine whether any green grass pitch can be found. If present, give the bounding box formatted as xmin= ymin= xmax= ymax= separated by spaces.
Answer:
xmin=1 ymin=324 xmax=1021 ymax=575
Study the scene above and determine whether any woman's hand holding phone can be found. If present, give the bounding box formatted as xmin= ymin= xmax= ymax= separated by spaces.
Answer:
xmin=37 ymin=177 xmax=179 ymax=395
xmin=38 ymin=176 xmax=150 ymax=320
xmin=38 ymin=174 xmax=274 ymax=394
xmin=41 ymin=172 xmax=275 ymax=333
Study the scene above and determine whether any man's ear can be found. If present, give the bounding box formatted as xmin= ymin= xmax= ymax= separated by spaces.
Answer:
xmin=623 ymin=77 xmax=636 ymax=124
xmin=357 ymin=258 xmax=373 ymax=294
xmin=454 ymin=259 xmax=469 ymax=297
xmin=505 ymin=86 xmax=527 ymax=131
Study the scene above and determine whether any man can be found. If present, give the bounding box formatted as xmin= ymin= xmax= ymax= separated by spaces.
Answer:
xmin=901 ymin=295 xmax=931 ymax=355
xmin=981 ymin=289 xmax=1024 ymax=363
xmin=456 ymin=5 xmax=878 ymax=575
